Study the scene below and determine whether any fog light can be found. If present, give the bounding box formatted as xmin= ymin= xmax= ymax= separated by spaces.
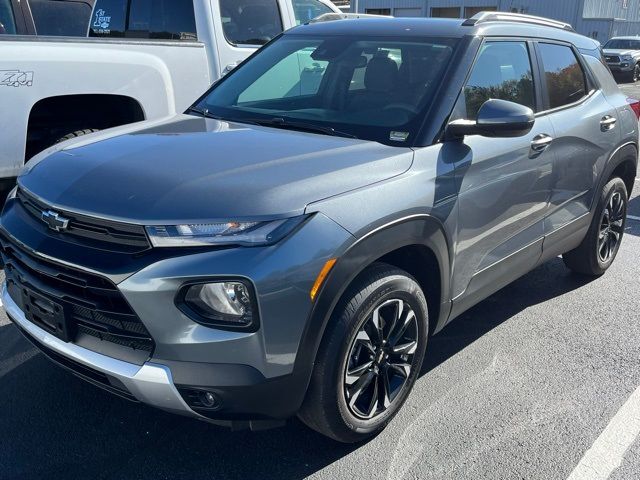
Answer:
xmin=179 ymin=281 xmax=256 ymax=330
xmin=200 ymin=391 xmax=218 ymax=409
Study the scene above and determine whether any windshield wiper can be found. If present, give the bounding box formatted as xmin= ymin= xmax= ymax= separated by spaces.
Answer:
xmin=186 ymin=106 xmax=224 ymax=120
xmin=235 ymin=117 xmax=358 ymax=139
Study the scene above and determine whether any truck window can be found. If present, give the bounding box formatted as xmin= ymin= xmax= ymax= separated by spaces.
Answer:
xmin=219 ymin=0 xmax=283 ymax=46
xmin=0 ymin=0 xmax=17 ymax=34
xmin=127 ymin=0 xmax=196 ymax=40
xmin=292 ymin=0 xmax=333 ymax=25
xmin=90 ymin=0 xmax=196 ymax=40
xmin=29 ymin=0 xmax=93 ymax=36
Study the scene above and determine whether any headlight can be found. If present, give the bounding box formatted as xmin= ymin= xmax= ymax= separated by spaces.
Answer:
xmin=622 ymin=55 xmax=633 ymax=61
xmin=146 ymin=216 xmax=308 ymax=247
xmin=178 ymin=281 xmax=257 ymax=330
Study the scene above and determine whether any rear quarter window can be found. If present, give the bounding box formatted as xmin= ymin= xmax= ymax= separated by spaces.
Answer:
xmin=90 ymin=0 xmax=197 ymax=40
xmin=29 ymin=0 xmax=93 ymax=36
xmin=538 ymin=43 xmax=588 ymax=110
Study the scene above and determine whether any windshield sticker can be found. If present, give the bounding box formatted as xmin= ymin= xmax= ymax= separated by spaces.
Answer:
xmin=0 ymin=70 xmax=33 ymax=88
xmin=390 ymin=131 xmax=409 ymax=142
xmin=92 ymin=9 xmax=112 ymax=34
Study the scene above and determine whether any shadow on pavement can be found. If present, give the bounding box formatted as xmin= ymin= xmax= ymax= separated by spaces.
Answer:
xmin=0 ymin=258 xmax=597 ymax=480
xmin=627 ymin=195 xmax=640 ymax=237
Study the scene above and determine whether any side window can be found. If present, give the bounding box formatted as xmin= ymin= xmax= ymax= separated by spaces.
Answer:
xmin=457 ymin=41 xmax=535 ymax=120
xmin=292 ymin=0 xmax=333 ymax=25
xmin=29 ymin=0 xmax=93 ymax=36
xmin=127 ymin=0 xmax=196 ymax=40
xmin=538 ymin=43 xmax=588 ymax=109
xmin=89 ymin=0 xmax=127 ymax=37
xmin=239 ymin=47 xmax=327 ymax=102
xmin=90 ymin=0 xmax=196 ymax=40
xmin=0 ymin=0 xmax=17 ymax=35
xmin=219 ymin=0 xmax=283 ymax=46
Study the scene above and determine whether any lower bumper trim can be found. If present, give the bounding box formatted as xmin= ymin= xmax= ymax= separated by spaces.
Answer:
xmin=1 ymin=283 xmax=197 ymax=418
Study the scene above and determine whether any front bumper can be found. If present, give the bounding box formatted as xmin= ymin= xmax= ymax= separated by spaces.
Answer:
xmin=607 ymin=62 xmax=634 ymax=73
xmin=2 ymin=283 xmax=198 ymax=417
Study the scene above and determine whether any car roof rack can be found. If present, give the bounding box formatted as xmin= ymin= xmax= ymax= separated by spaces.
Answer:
xmin=462 ymin=11 xmax=575 ymax=32
xmin=308 ymin=13 xmax=392 ymax=23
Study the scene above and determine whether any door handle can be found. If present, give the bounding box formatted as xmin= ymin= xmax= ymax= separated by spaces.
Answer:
xmin=530 ymin=134 xmax=553 ymax=152
xmin=600 ymin=115 xmax=617 ymax=131
xmin=222 ymin=62 xmax=240 ymax=76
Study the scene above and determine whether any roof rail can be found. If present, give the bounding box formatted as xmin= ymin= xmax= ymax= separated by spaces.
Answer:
xmin=308 ymin=13 xmax=391 ymax=23
xmin=462 ymin=11 xmax=575 ymax=32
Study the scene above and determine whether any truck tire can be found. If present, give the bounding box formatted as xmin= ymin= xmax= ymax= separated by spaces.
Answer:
xmin=563 ymin=177 xmax=628 ymax=276
xmin=55 ymin=129 xmax=100 ymax=144
xmin=298 ymin=263 xmax=428 ymax=443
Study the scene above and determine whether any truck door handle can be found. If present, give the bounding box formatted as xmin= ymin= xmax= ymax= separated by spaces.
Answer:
xmin=600 ymin=116 xmax=617 ymax=131
xmin=530 ymin=134 xmax=553 ymax=152
xmin=222 ymin=62 xmax=239 ymax=76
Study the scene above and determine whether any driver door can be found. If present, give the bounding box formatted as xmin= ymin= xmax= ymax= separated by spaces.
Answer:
xmin=449 ymin=40 xmax=555 ymax=317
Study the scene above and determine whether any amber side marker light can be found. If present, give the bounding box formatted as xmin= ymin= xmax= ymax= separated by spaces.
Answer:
xmin=310 ymin=258 xmax=337 ymax=301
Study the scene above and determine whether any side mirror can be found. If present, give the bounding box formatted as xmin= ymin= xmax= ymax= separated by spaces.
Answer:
xmin=447 ymin=99 xmax=535 ymax=139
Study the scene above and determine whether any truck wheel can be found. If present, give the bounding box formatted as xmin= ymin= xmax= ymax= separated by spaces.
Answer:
xmin=55 ymin=129 xmax=100 ymax=144
xmin=632 ymin=63 xmax=640 ymax=83
xmin=563 ymin=177 xmax=627 ymax=276
xmin=298 ymin=263 xmax=428 ymax=443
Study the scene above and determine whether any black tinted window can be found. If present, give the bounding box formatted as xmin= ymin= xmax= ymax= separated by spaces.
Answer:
xmin=604 ymin=39 xmax=640 ymax=50
xmin=89 ymin=0 xmax=126 ymax=37
xmin=292 ymin=0 xmax=332 ymax=25
xmin=127 ymin=0 xmax=196 ymax=40
xmin=219 ymin=0 xmax=283 ymax=46
xmin=539 ymin=43 xmax=587 ymax=109
xmin=90 ymin=0 xmax=196 ymax=40
xmin=459 ymin=41 xmax=535 ymax=120
xmin=0 ymin=0 xmax=17 ymax=34
xmin=30 ymin=0 xmax=93 ymax=36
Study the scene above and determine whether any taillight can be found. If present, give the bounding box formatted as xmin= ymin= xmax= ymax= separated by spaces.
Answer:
xmin=627 ymin=97 xmax=640 ymax=120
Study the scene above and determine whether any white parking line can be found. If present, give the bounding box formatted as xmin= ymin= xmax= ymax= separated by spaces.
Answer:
xmin=628 ymin=215 xmax=640 ymax=221
xmin=567 ymin=385 xmax=640 ymax=480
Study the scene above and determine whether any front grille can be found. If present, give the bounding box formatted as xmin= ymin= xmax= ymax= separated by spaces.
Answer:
xmin=606 ymin=55 xmax=621 ymax=63
xmin=1 ymin=237 xmax=155 ymax=357
xmin=17 ymin=188 xmax=151 ymax=254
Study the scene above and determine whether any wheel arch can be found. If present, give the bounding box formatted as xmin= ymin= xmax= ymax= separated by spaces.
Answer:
xmin=601 ymin=142 xmax=638 ymax=199
xmin=290 ymin=215 xmax=453 ymax=412
xmin=26 ymin=94 xmax=145 ymax=161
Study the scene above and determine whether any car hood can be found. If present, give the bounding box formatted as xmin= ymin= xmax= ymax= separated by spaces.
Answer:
xmin=19 ymin=115 xmax=413 ymax=224
xmin=603 ymin=49 xmax=637 ymax=56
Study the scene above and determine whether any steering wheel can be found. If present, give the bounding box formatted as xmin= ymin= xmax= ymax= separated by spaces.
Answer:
xmin=383 ymin=103 xmax=420 ymax=114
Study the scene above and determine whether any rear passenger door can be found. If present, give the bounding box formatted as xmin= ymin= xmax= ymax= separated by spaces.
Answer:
xmin=450 ymin=40 xmax=556 ymax=313
xmin=535 ymin=42 xmax=620 ymax=237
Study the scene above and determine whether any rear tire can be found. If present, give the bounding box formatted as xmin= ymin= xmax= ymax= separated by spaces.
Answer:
xmin=298 ymin=263 xmax=428 ymax=443
xmin=55 ymin=129 xmax=100 ymax=144
xmin=563 ymin=177 xmax=627 ymax=276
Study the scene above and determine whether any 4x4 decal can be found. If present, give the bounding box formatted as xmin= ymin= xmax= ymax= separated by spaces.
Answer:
xmin=0 ymin=70 xmax=34 ymax=87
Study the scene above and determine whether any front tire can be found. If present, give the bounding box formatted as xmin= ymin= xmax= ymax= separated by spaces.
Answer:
xmin=563 ymin=177 xmax=627 ymax=276
xmin=298 ymin=263 xmax=428 ymax=443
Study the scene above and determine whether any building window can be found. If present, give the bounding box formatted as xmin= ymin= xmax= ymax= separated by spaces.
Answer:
xmin=430 ymin=7 xmax=460 ymax=18
xmin=365 ymin=8 xmax=391 ymax=15
xmin=464 ymin=6 xmax=497 ymax=18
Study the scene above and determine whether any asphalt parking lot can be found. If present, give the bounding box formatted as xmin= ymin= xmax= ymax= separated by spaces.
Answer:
xmin=1 ymin=87 xmax=640 ymax=480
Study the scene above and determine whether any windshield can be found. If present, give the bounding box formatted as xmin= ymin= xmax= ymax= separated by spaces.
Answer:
xmin=604 ymin=39 xmax=640 ymax=50
xmin=193 ymin=35 xmax=458 ymax=145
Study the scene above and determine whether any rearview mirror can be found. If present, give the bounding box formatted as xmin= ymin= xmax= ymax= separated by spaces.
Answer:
xmin=447 ymin=99 xmax=535 ymax=139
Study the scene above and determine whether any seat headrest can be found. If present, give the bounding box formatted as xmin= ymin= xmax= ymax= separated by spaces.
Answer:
xmin=364 ymin=56 xmax=399 ymax=92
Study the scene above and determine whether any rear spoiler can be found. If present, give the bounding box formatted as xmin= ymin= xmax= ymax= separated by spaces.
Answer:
xmin=308 ymin=13 xmax=392 ymax=23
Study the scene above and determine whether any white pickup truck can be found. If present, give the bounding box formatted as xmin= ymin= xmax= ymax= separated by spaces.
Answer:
xmin=0 ymin=0 xmax=339 ymax=194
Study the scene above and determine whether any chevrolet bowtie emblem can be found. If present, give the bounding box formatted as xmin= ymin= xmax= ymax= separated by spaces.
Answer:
xmin=41 ymin=210 xmax=70 ymax=232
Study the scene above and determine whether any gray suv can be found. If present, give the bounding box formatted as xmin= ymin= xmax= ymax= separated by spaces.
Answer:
xmin=1 ymin=12 xmax=638 ymax=443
